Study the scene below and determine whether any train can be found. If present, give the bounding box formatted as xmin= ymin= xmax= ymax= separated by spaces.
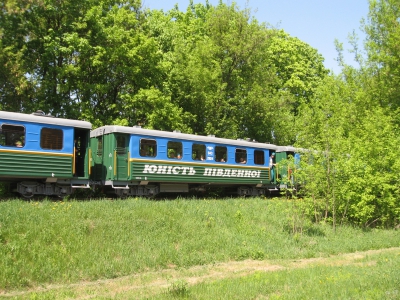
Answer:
xmin=0 ymin=110 xmax=299 ymax=198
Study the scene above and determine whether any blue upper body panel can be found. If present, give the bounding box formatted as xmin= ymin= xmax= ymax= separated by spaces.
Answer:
xmin=0 ymin=119 xmax=73 ymax=154
xmin=128 ymin=134 xmax=274 ymax=168
xmin=0 ymin=111 xmax=91 ymax=154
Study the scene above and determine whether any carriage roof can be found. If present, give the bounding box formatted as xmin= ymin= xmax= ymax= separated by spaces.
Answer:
xmin=91 ymin=125 xmax=278 ymax=150
xmin=0 ymin=111 xmax=92 ymax=129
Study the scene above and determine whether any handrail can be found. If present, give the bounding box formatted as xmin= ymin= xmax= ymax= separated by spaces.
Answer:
xmin=73 ymin=146 xmax=76 ymax=175
xmin=127 ymin=151 xmax=130 ymax=177
xmin=114 ymin=150 xmax=117 ymax=177
xmin=88 ymin=148 xmax=92 ymax=175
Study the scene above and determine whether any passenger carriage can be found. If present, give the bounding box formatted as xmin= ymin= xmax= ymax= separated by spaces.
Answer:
xmin=0 ymin=110 xmax=92 ymax=198
xmin=90 ymin=125 xmax=279 ymax=197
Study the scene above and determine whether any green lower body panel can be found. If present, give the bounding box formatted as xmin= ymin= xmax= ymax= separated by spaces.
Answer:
xmin=129 ymin=160 xmax=270 ymax=185
xmin=0 ymin=151 xmax=73 ymax=179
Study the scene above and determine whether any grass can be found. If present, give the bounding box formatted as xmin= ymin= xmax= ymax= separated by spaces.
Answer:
xmin=161 ymin=250 xmax=400 ymax=300
xmin=0 ymin=197 xmax=399 ymax=298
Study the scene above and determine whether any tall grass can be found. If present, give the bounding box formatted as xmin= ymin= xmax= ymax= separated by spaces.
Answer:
xmin=0 ymin=197 xmax=398 ymax=291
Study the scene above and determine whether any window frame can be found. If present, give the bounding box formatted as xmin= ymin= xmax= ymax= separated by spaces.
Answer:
xmin=235 ymin=148 xmax=247 ymax=164
xmin=0 ymin=123 xmax=26 ymax=148
xmin=254 ymin=150 xmax=265 ymax=165
xmin=96 ymin=136 xmax=103 ymax=157
xmin=116 ymin=135 xmax=127 ymax=155
xmin=192 ymin=143 xmax=206 ymax=161
xmin=167 ymin=141 xmax=182 ymax=159
xmin=140 ymin=138 xmax=157 ymax=157
xmin=214 ymin=146 xmax=227 ymax=163
xmin=41 ymin=127 xmax=63 ymax=150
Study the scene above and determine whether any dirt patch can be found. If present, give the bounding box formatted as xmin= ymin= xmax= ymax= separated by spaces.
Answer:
xmin=2 ymin=247 xmax=399 ymax=299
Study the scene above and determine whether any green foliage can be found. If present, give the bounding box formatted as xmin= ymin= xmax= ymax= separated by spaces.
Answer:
xmin=118 ymin=88 xmax=192 ymax=132
xmin=0 ymin=0 xmax=327 ymax=140
xmin=0 ymin=183 xmax=13 ymax=199
xmin=268 ymin=30 xmax=329 ymax=103
xmin=364 ymin=0 xmax=400 ymax=108
xmin=0 ymin=0 xmax=329 ymax=142
xmin=145 ymin=2 xmax=327 ymax=142
xmin=0 ymin=0 xmax=167 ymax=125
xmin=337 ymin=108 xmax=400 ymax=227
xmin=295 ymin=71 xmax=400 ymax=228
xmin=290 ymin=1 xmax=400 ymax=228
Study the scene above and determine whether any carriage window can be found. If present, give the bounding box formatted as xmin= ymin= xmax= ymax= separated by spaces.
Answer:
xmin=215 ymin=146 xmax=227 ymax=163
xmin=116 ymin=136 xmax=126 ymax=155
xmin=254 ymin=150 xmax=264 ymax=165
xmin=41 ymin=128 xmax=63 ymax=150
xmin=0 ymin=124 xmax=25 ymax=147
xmin=167 ymin=141 xmax=182 ymax=159
xmin=192 ymin=143 xmax=205 ymax=161
xmin=140 ymin=139 xmax=157 ymax=157
xmin=96 ymin=137 xmax=103 ymax=156
xmin=235 ymin=148 xmax=247 ymax=164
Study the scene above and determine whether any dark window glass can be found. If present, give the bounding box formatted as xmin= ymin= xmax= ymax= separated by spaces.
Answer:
xmin=41 ymin=128 xmax=63 ymax=150
xmin=215 ymin=146 xmax=227 ymax=162
xmin=167 ymin=141 xmax=182 ymax=159
xmin=235 ymin=148 xmax=247 ymax=164
xmin=192 ymin=143 xmax=206 ymax=160
xmin=96 ymin=137 xmax=103 ymax=156
xmin=116 ymin=136 xmax=126 ymax=155
xmin=254 ymin=150 xmax=265 ymax=165
xmin=140 ymin=139 xmax=157 ymax=157
xmin=0 ymin=124 xmax=25 ymax=147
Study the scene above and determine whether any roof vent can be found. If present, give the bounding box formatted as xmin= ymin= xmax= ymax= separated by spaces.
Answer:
xmin=173 ymin=130 xmax=181 ymax=133
xmin=32 ymin=110 xmax=45 ymax=116
xmin=133 ymin=125 xmax=141 ymax=128
xmin=32 ymin=110 xmax=54 ymax=117
xmin=207 ymin=134 xmax=215 ymax=137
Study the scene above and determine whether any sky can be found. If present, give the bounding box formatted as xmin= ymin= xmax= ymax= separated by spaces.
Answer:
xmin=142 ymin=0 xmax=370 ymax=73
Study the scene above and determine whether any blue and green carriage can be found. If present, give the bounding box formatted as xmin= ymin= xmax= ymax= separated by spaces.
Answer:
xmin=90 ymin=125 xmax=279 ymax=197
xmin=0 ymin=110 xmax=92 ymax=198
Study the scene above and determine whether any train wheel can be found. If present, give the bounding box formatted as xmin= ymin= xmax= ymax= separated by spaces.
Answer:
xmin=19 ymin=192 xmax=34 ymax=199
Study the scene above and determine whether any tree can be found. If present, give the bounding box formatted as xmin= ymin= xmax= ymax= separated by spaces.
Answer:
xmin=0 ymin=0 xmax=190 ymax=130
xmin=146 ymin=2 xmax=328 ymax=143
xmin=266 ymin=30 xmax=329 ymax=144
xmin=294 ymin=75 xmax=351 ymax=228
xmin=364 ymin=0 xmax=400 ymax=109
xmin=337 ymin=107 xmax=400 ymax=227
xmin=72 ymin=0 xmax=166 ymax=126
xmin=295 ymin=70 xmax=400 ymax=228
xmin=0 ymin=0 xmax=40 ymax=111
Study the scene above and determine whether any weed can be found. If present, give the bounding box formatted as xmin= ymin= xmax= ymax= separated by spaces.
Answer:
xmin=168 ymin=279 xmax=189 ymax=297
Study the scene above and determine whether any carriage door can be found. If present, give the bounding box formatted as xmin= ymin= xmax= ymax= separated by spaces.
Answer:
xmin=74 ymin=129 xmax=89 ymax=178
xmin=115 ymin=134 xmax=129 ymax=180
xmin=92 ymin=135 xmax=104 ymax=180
xmin=275 ymin=152 xmax=286 ymax=181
